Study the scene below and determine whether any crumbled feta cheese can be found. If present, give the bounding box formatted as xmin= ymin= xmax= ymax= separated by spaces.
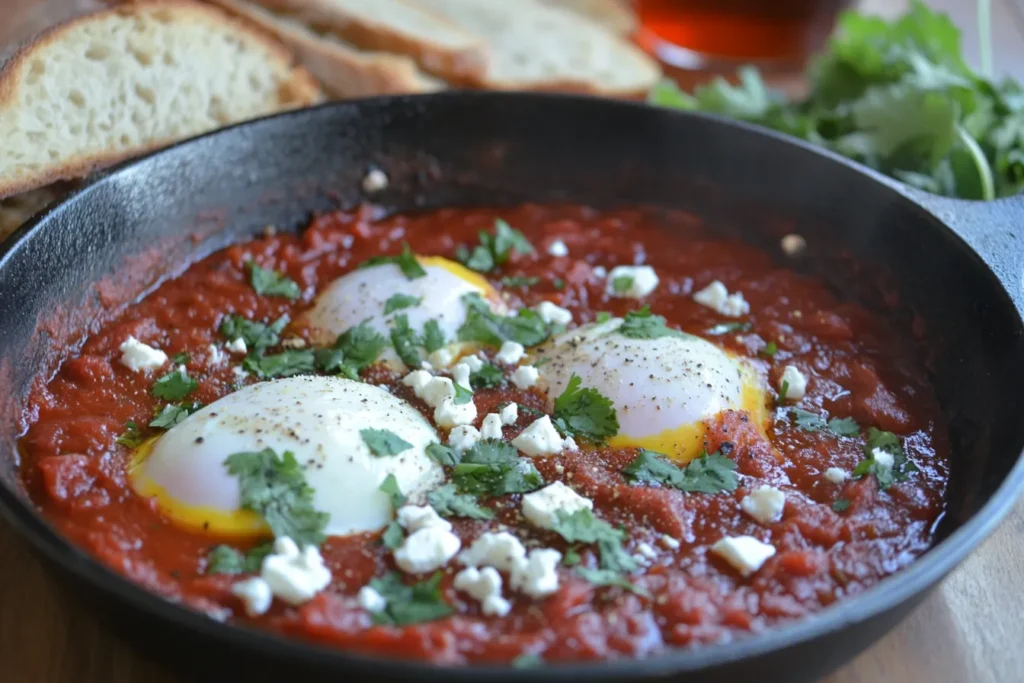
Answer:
xmin=510 ymin=365 xmax=539 ymax=389
xmin=740 ymin=486 xmax=786 ymax=525
xmin=780 ymin=365 xmax=808 ymax=401
xmin=232 ymin=577 xmax=272 ymax=617
xmin=226 ymin=337 xmax=247 ymax=354
xmin=693 ymin=280 xmax=750 ymax=317
xmin=434 ymin=397 xmax=477 ymax=428
xmin=710 ymin=536 xmax=776 ymax=576
xmin=660 ymin=535 xmax=681 ymax=550
xmin=231 ymin=366 xmax=249 ymax=382
xmin=781 ymin=234 xmax=806 ymax=255
xmin=562 ymin=436 xmax=579 ymax=452
xmin=480 ymin=413 xmax=504 ymax=440
xmin=394 ymin=526 xmax=462 ymax=573
xmin=422 ymin=377 xmax=455 ymax=406
xmin=448 ymin=425 xmax=481 ymax=451
xmin=402 ymin=369 xmax=433 ymax=396
xmin=510 ymin=548 xmax=562 ymax=599
xmin=872 ymin=448 xmax=895 ymax=475
xmin=495 ymin=340 xmax=526 ymax=365
xmin=420 ymin=360 xmax=434 ymax=371
xmin=547 ymin=239 xmax=569 ymax=257
xmin=454 ymin=567 xmax=511 ymax=617
xmin=281 ymin=337 xmax=307 ymax=349
xmin=119 ymin=336 xmax=168 ymax=373
xmin=261 ymin=537 xmax=332 ymax=605
xmin=362 ymin=168 xmax=389 ymax=193
xmin=512 ymin=415 xmax=564 ymax=457
xmin=607 ymin=265 xmax=659 ymax=299
xmin=459 ymin=532 xmax=527 ymax=573
xmin=397 ymin=505 xmax=451 ymax=533
xmin=461 ymin=354 xmax=485 ymax=372
xmin=636 ymin=542 xmax=658 ymax=561
xmin=521 ymin=481 xmax=593 ymax=530
xmin=357 ymin=586 xmax=387 ymax=613
xmin=824 ymin=467 xmax=848 ymax=484
xmin=206 ymin=344 xmax=226 ymax=366
xmin=592 ymin=265 xmax=607 ymax=278
xmin=428 ymin=348 xmax=454 ymax=369
xmin=499 ymin=402 xmax=519 ymax=425
xmin=452 ymin=362 xmax=473 ymax=390
xmin=534 ymin=301 xmax=573 ymax=326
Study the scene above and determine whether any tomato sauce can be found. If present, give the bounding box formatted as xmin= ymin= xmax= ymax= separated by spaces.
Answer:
xmin=18 ymin=204 xmax=949 ymax=664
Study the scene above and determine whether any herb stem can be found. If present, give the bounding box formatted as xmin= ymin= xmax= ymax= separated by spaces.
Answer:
xmin=955 ymin=124 xmax=995 ymax=201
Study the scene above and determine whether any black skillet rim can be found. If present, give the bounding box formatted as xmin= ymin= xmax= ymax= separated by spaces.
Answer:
xmin=1 ymin=92 xmax=1023 ymax=679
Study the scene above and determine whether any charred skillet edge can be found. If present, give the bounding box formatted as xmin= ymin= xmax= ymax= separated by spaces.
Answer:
xmin=1 ymin=91 xmax=1024 ymax=680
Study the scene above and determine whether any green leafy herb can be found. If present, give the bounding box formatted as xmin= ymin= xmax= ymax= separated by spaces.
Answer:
xmin=832 ymin=498 xmax=851 ymax=513
xmin=247 ymin=262 xmax=301 ymax=299
xmin=361 ymin=428 xmax=412 ymax=457
xmin=381 ymin=520 xmax=405 ymax=549
xmin=359 ymin=243 xmax=426 ymax=279
xmin=552 ymin=277 xmax=566 ymax=290
xmin=243 ymin=349 xmax=315 ymax=378
xmin=452 ymin=382 xmax=474 ymax=405
xmin=223 ymin=447 xmax=329 ymax=547
xmin=171 ymin=352 xmax=190 ymax=365
xmin=335 ymin=320 xmax=387 ymax=371
xmin=149 ymin=402 xmax=202 ymax=429
xmin=512 ymin=654 xmax=544 ymax=669
xmin=152 ymin=366 xmax=198 ymax=401
xmin=791 ymin=408 xmax=827 ymax=432
xmin=595 ymin=311 xmax=612 ymax=324
xmin=760 ymin=341 xmax=779 ymax=358
xmin=458 ymin=293 xmax=550 ymax=347
xmin=427 ymin=483 xmax=495 ymax=520
xmin=458 ymin=219 xmax=535 ymax=273
xmin=852 ymin=428 xmax=917 ymax=489
xmin=469 ymin=362 xmax=504 ymax=389
xmin=618 ymin=306 xmax=685 ymax=340
xmin=369 ymin=572 xmax=454 ymax=626
xmin=575 ymin=566 xmax=650 ymax=597
xmin=828 ymin=416 xmax=861 ymax=437
xmin=379 ymin=473 xmax=406 ymax=509
xmin=778 ymin=380 xmax=790 ymax=402
xmin=611 ymin=275 xmax=634 ymax=294
xmin=552 ymin=373 xmax=619 ymax=442
xmin=623 ymin=448 xmax=739 ymax=494
xmin=205 ymin=543 xmax=271 ymax=575
xmin=452 ymin=439 xmax=544 ymax=496
xmin=422 ymin=319 xmax=446 ymax=353
xmin=219 ymin=314 xmax=288 ymax=353
xmin=562 ymin=549 xmax=582 ymax=567
xmin=425 ymin=443 xmax=460 ymax=467
xmin=389 ymin=314 xmax=422 ymax=368
xmin=383 ymin=293 xmax=423 ymax=314
xmin=116 ymin=421 xmax=145 ymax=447
xmin=500 ymin=275 xmax=541 ymax=288
xmin=312 ymin=347 xmax=352 ymax=378
xmin=706 ymin=321 xmax=752 ymax=336
xmin=551 ymin=508 xmax=638 ymax=575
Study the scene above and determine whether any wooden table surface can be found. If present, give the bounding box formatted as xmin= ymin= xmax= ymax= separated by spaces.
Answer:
xmin=2 ymin=1 xmax=1024 ymax=682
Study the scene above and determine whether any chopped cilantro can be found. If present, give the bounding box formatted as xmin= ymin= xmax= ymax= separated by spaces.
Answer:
xmin=389 ymin=314 xmax=422 ymax=368
xmin=458 ymin=219 xmax=535 ymax=273
xmin=791 ymin=408 xmax=827 ymax=432
xmin=116 ymin=421 xmax=145 ymax=447
xmin=512 ymin=654 xmax=544 ymax=669
xmin=457 ymin=293 xmax=549 ymax=347
xmin=706 ymin=321 xmax=752 ymax=336
xmin=152 ymin=366 xmax=198 ymax=401
xmin=562 ymin=549 xmax=582 ymax=567
xmin=452 ymin=440 xmax=544 ymax=496
xmin=461 ymin=244 xmax=494 ymax=272
xmin=552 ymin=373 xmax=619 ymax=442
xmin=778 ymin=380 xmax=790 ymax=402
xmin=469 ymin=362 xmax=504 ymax=390
xmin=219 ymin=314 xmax=288 ymax=353
xmin=452 ymin=382 xmax=474 ymax=405
xmin=243 ymin=349 xmax=315 ymax=379
xmin=618 ymin=306 xmax=686 ymax=340
xmin=383 ymin=293 xmax=423 ymax=314
xmin=575 ymin=566 xmax=650 ymax=597
xmin=623 ymin=448 xmax=738 ymax=494
xmin=551 ymin=508 xmax=638 ymax=575
xmin=171 ymin=352 xmax=190 ymax=365
xmin=760 ymin=341 xmax=779 ymax=357
xmin=247 ymin=262 xmax=301 ymax=299
xmin=552 ymin=277 xmax=566 ymax=290
xmin=853 ymin=428 xmax=917 ymax=489
xmin=223 ymin=447 xmax=329 ymax=547
xmin=422 ymin=319 xmax=446 ymax=353
xmin=828 ymin=417 xmax=861 ymax=437
xmin=379 ymin=473 xmax=406 ymax=509
xmin=500 ymin=275 xmax=541 ymax=288
xmin=381 ymin=520 xmax=404 ymax=549
xmin=359 ymin=243 xmax=426 ymax=280
xmin=427 ymin=483 xmax=495 ymax=520
xmin=205 ymin=543 xmax=271 ymax=575
xmin=369 ymin=572 xmax=454 ymax=626
xmin=832 ymin=498 xmax=851 ymax=513
xmin=312 ymin=347 xmax=353 ymax=379
xmin=335 ymin=320 xmax=387 ymax=371
xmin=149 ymin=402 xmax=202 ymax=429
xmin=425 ymin=443 xmax=460 ymax=467
xmin=361 ymin=428 xmax=412 ymax=457
xmin=595 ymin=311 xmax=612 ymax=323
xmin=611 ymin=275 xmax=634 ymax=294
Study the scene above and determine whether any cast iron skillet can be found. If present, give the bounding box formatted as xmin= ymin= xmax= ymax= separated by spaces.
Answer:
xmin=1 ymin=93 xmax=1023 ymax=683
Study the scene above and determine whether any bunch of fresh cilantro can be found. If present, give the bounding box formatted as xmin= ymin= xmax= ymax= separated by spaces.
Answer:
xmin=648 ymin=1 xmax=1024 ymax=200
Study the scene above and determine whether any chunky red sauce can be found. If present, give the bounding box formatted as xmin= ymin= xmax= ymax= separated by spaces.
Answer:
xmin=19 ymin=204 xmax=949 ymax=664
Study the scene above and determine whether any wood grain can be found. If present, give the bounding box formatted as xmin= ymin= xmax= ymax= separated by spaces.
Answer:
xmin=1 ymin=1 xmax=1023 ymax=682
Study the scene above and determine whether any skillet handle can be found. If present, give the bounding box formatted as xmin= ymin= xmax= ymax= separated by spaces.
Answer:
xmin=907 ymin=190 xmax=1024 ymax=319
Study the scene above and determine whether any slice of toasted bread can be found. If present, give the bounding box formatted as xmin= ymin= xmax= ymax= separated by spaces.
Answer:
xmin=540 ymin=0 xmax=638 ymax=37
xmin=409 ymin=0 xmax=660 ymax=96
xmin=251 ymin=0 xmax=487 ymax=82
xmin=0 ymin=0 xmax=322 ymax=199
xmin=211 ymin=0 xmax=443 ymax=97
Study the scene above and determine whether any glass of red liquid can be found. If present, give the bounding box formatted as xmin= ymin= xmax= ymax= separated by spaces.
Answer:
xmin=635 ymin=0 xmax=855 ymax=72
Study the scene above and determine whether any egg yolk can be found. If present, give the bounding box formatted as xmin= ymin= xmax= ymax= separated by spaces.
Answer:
xmin=418 ymin=255 xmax=495 ymax=294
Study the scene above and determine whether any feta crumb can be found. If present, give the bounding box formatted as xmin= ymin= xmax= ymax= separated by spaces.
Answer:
xmin=459 ymin=532 xmax=526 ymax=572
xmin=660 ymin=535 xmax=681 ymax=550
xmin=454 ymin=567 xmax=511 ymax=617
xmin=534 ymin=301 xmax=573 ymax=326
xmin=394 ymin=526 xmax=461 ymax=573
xmin=824 ymin=467 xmax=848 ymax=484
xmin=362 ymin=168 xmax=389 ymax=193
xmin=434 ymin=397 xmax=477 ymax=428
xmin=357 ymin=586 xmax=387 ymax=613
xmin=422 ymin=377 xmax=455 ymax=406
xmin=510 ymin=365 xmax=539 ymax=389
xmin=281 ymin=337 xmax=307 ymax=349
xmin=452 ymin=362 xmax=473 ymax=390
xmin=636 ymin=542 xmax=658 ymax=561
xmin=480 ymin=413 xmax=504 ymax=440
xmin=461 ymin=354 xmax=485 ymax=372
xmin=872 ymin=448 xmax=895 ymax=475
xmin=512 ymin=415 xmax=564 ymax=457
xmin=521 ymin=481 xmax=593 ymax=530
xmin=547 ymin=239 xmax=569 ymax=257
xmin=420 ymin=360 xmax=434 ymax=371
xmin=607 ymin=265 xmax=659 ymax=299
xmin=499 ymin=402 xmax=519 ymax=425
xmin=592 ymin=265 xmax=607 ymax=278
xmin=710 ymin=536 xmax=776 ymax=576
xmin=261 ymin=537 xmax=332 ymax=605
xmin=693 ymin=280 xmax=750 ymax=317
xmin=562 ymin=436 xmax=578 ymax=452
xmin=781 ymin=234 xmax=807 ymax=255
xmin=780 ymin=365 xmax=808 ymax=401
xmin=428 ymin=347 xmax=454 ymax=369
xmin=740 ymin=486 xmax=786 ymax=525
xmin=397 ymin=504 xmax=451 ymax=533
xmin=510 ymin=548 xmax=562 ymax=599
xmin=231 ymin=366 xmax=249 ymax=382
xmin=495 ymin=340 xmax=526 ymax=365
xmin=206 ymin=344 xmax=226 ymax=366
xmin=232 ymin=577 xmax=272 ymax=616
xmin=226 ymin=337 xmax=248 ymax=354
xmin=448 ymin=425 xmax=481 ymax=451
xmin=402 ymin=369 xmax=433 ymax=396
xmin=119 ymin=336 xmax=168 ymax=373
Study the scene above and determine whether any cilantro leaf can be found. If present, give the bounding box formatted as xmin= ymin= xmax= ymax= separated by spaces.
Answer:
xmin=469 ymin=362 xmax=504 ymax=390
xmin=618 ymin=306 xmax=686 ymax=340
xmin=361 ymin=428 xmax=412 ymax=457
xmin=152 ymin=366 xmax=198 ymax=401
xmin=706 ymin=321 xmax=752 ymax=335
xmin=384 ymin=293 xmax=423 ymax=314
xmin=452 ymin=440 xmax=544 ymax=496
xmin=247 ymin=262 xmax=301 ymax=299
xmin=623 ymin=448 xmax=739 ymax=494
xmin=551 ymin=509 xmax=638 ymax=575
xmin=575 ymin=566 xmax=650 ymax=597
xmin=552 ymin=373 xmax=619 ymax=442
xmin=369 ymin=572 xmax=454 ymax=626
xmin=381 ymin=520 xmax=404 ymax=549
xmin=500 ymin=275 xmax=541 ymax=288
xmin=389 ymin=314 xmax=422 ymax=368
xmin=223 ymin=447 xmax=329 ymax=547
xmin=461 ymin=244 xmax=495 ymax=272
xmin=379 ymin=473 xmax=406 ymax=509
xmin=512 ymin=654 xmax=544 ymax=669
xmin=335 ymin=320 xmax=387 ymax=371
xmin=427 ymin=483 xmax=495 ymax=520
xmin=852 ymin=428 xmax=917 ymax=489
xmin=458 ymin=293 xmax=550 ymax=347
xmin=832 ymin=498 xmax=851 ymax=513
xmin=426 ymin=443 xmax=460 ymax=467
xmin=791 ymin=408 xmax=827 ymax=432
xmin=116 ymin=421 xmax=145 ymax=447
xmin=171 ymin=352 xmax=190 ymax=365
xmin=149 ymin=402 xmax=202 ymax=429
xmin=611 ymin=275 xmax=634 ymax=294
xmin=760 ymin=341 xmax=779 ymax=358
xmin=243 ymin=349 xmax=315 ymax=379
xmin=828 ymin=417 xmax=861 ymax=437
xmin=219 ymin=314 xmax=288 ymax=353
xmin=359 ymin=243 xmax=426 ymax=279
xmin=205 ymin=543 xmax=271 ymax=575
xmin=422 ymin=319 xmax=446 ymax=353
xmin=459 ymin=220 xmax=534 ymax=273
xmin=312 ymin=347 xmax=354 ymax=379
xmin=452 ymin=382 xmax=474 ymax=405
